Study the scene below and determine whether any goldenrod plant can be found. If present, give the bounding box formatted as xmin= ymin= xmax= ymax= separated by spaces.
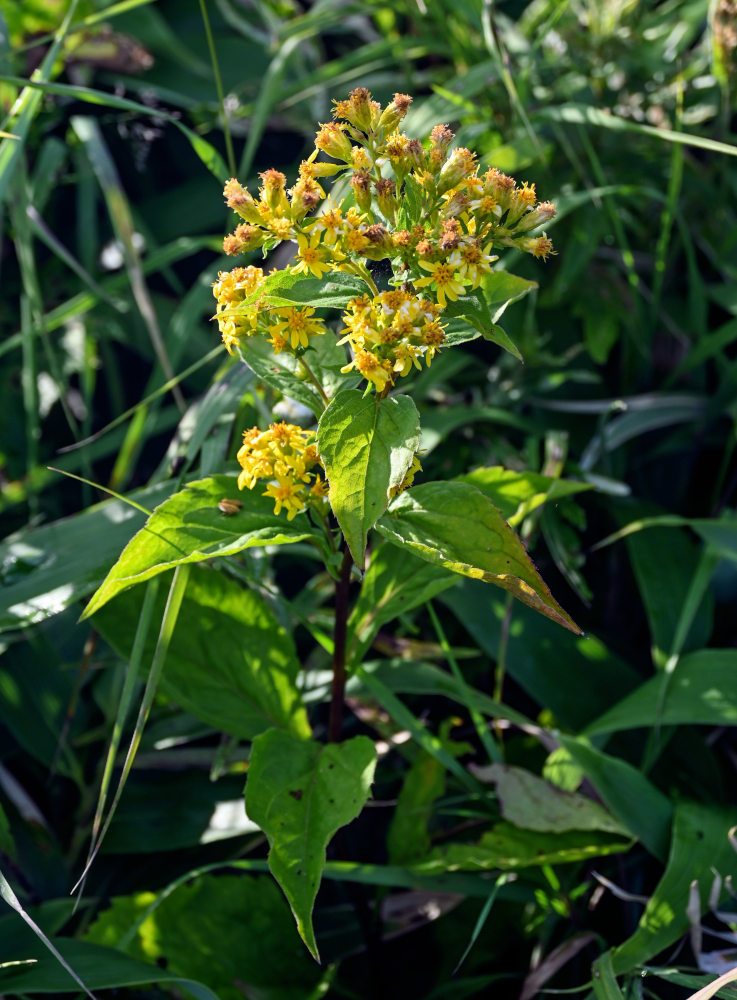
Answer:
xmin=83 ymin=88 xmax=578 ymax=959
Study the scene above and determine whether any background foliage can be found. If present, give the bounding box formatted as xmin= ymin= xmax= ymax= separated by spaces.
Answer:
xmin=1 ymin=0 xmax=737 ymax=998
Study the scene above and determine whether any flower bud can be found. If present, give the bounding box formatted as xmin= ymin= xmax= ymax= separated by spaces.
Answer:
xmin=437 ymin=147 xmax=477 ymax=193
xmin=350 ymin=170 xmax=372 ymax=212
xmin=259 ymin=169 xmax=288 ymax=215
xmin=375 ymin=178 xmax=397 ymax=222
xmin=223 ymin=178 xmax=262 ymax=225
xmin=223 ymin=223 xmax=266 ymax=255
xmin=377 ymin=92 xmax=413 ymax=137
xmin=315 ymin=122 xmax=353 ymax=162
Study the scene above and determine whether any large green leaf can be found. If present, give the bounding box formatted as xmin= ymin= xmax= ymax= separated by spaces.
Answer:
xmin=82 ymin=476 xmax=318 ymax=618
xmin=245 ymin=730 xmax=377 ymax=960
xmin=481 ymin=271 xmax=538 ymax=322
xmin=458 ymin=466 xmax=593 ymax=527
xmin=476 ymin=764 xmax=630 ymax=836
xmin=245 ymin=270 xmax=368 ymax=310
xmin=444 ymin=287 xmax=523 ymax=360
xmin=94 ymin=567 xmax=311 ymax=741
xmin=0 ymin=936 xmax=220 ymax=999
xmin=558 ymin=736 xmax=673 ymax=860
xmin=585 ymin=649 xmax=737 ymax=735
xmin=375 ymin=482 xmax=581 ymax=633
xmin=419 ymin=822 xmax=630 ymax=872
xmin=0 ymin=480 xmax=174 ymax=631
xmin=346 ymin=541 xmax=457 ymax=666
xmin=84 ymin=875 xmax=326 ymax=1000
xmin=317 ymin=390 xmax=420 ymax=567
xmin=610 ymin=801 xmax=737 ymax=975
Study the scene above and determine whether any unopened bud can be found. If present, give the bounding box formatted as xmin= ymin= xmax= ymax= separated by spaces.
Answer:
xmin=437 ymin=147 xmax=477 ymax=193
xmin=223 ymin=223 xmax=266 ymax=255
xmin=223 ymin=178 xmax=262 ymax=224
xmin=375 ymin=178 xmax=397 ymax=222
xmin=377 ymin=92 xmax=413 ymax=137
xmin=350 ymin=170 xmax=372 ymax=212
xmin=315 ymin=122 xmax=353 ymax=162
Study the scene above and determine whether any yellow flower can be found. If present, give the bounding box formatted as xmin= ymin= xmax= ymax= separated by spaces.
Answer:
xmin=415 ymin=259 xmax=466 ymax=307
xmin=292 ymin=231 xmax=338 ymax=279
xmin=267 ymin=306 xmax=326 ymax=350
xmin=263 ymin=477 xmax=305 ymax=520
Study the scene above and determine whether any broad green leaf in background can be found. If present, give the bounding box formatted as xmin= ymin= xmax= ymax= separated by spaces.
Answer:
xmin=558 ymin=736 xmax=673 ymax=861
xmin=386 ymin=748 xmax=447 ymax=866
xmin=0 ymin=480 xmax=173 ymax=631
xmin=610 ymin=801 xmax=737 ymax=975
xmin=84 ymin=875 xmax=327 ymax=1000
xmin=346 ymin=541 xmax=458 ymax=666
xmin=94 ymin=567 xmax=311 ymax=741
xmin=317 ymin=390 xmax=420 ymax=567
xmin=585 ymin=649 xmax=737 ymax=735
xmin=245 ymin=729 xmax=377 ymax=960
xmin=472 ymin=764 xmax=630 ymax=836
xmin=82 ymin=476 xmax=319 ymax=618
xmin=376 ymin=482 xmax=581 ymax=633
xmin=458 ymin=466 xmax=593 ymax=527
xmin=442 ymin=583 xmax=641 ymax=732
xmin=420 ymin=822 xmax=630 ymax=873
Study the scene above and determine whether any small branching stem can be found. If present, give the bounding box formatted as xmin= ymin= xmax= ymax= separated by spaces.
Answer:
xmin=328 ymin=545 xmax=354 ymax=742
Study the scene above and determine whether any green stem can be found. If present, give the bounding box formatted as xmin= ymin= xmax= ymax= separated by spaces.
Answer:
xmin=199 ymin=0 xmax=236 ymax=177
xmin=298 ymin=355 xmax=330 ymax=408
xmin=329 ymin=545 xmax=353 ymax=743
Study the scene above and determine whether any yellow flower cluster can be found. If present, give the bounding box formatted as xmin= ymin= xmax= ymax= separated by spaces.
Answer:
xmin=236 ymin=422 xmax=327 ymax=520
xmin=338 ymin=290 xmax=446 ymax=392
xmin=212 ymin=266 xmax=266 ymax=355
xmin=213 ymin=86 xmax=556 ymax=392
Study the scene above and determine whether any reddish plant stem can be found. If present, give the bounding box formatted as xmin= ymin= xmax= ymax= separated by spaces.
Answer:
xmin=328 ymin=545 xmax=353 ymax=743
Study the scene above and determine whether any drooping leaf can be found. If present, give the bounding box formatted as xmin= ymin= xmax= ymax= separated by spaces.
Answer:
xmin=471 ymin=764 xmax=629 ymax=836
xmin=387 ymin=749 xmax=447 ymax=865
xmin=317 ymin=390 xmax=420 ymax=566
xmin=85 ymin=875 xmax=327 ymax=1000
xmin=245 ymin=729 xmax=377 ymax=959
xmin=82 ymin=476 xmax=319 ymax=618
xmin=375 ymin=482 xmax=581 ymax=633
xmin=610 ymin=801 xmax=737 ymax=975
xmin=94 ymin=566 xmax=311 ymax=741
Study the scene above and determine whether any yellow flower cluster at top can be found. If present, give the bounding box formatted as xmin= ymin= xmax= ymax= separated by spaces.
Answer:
xmin=236 ymin=422 xmax=327 ymax=520
xmin=213 ymin=86 xmax=556 ymax=394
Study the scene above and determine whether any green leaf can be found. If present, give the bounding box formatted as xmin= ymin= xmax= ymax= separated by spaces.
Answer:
xmin=84 ymin=875 xmax=327 ymax=1000
xmin=476 ymin=764 xmax=630 ymax=836
xmin=0 ymin=480 xmax=174 ymax=631
xmin=317 ymin=390 xmax=420 ymax=567
xmin=82 ymin=476 xmax=318 ymax=618
xmin=376 ymin=482 xmax=581 ymax=633
xmin=481 ymin=271 xmax=538 ymax=322
xmin=94 ymin=566 xmax=311 ymax=741
xmin=255 ymin=270 xmax=369 ymax=310
xmin=420 ymin=822 xmax=630 ymax=872
xmin=386 ymin=749 xmax=446 ymax=865
xmin=444 ymin=287 xmax=523 ymax=361
xmin=458 ymin=466 xmax=592 ymax=526
xmin=346 ymin=541 xmax=457 ymax=666
xmin=0 ymin=936 xmax=221 ymax=999
xmin=610 ymin=801 xmax=737 ymax=975
xmin=585 ymin=649 xmax=737 ymax=735
xmin=557 ymin=735 xmax=673 ymax=860
xmin=245 ymin=730 xmax=377 ymax=959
